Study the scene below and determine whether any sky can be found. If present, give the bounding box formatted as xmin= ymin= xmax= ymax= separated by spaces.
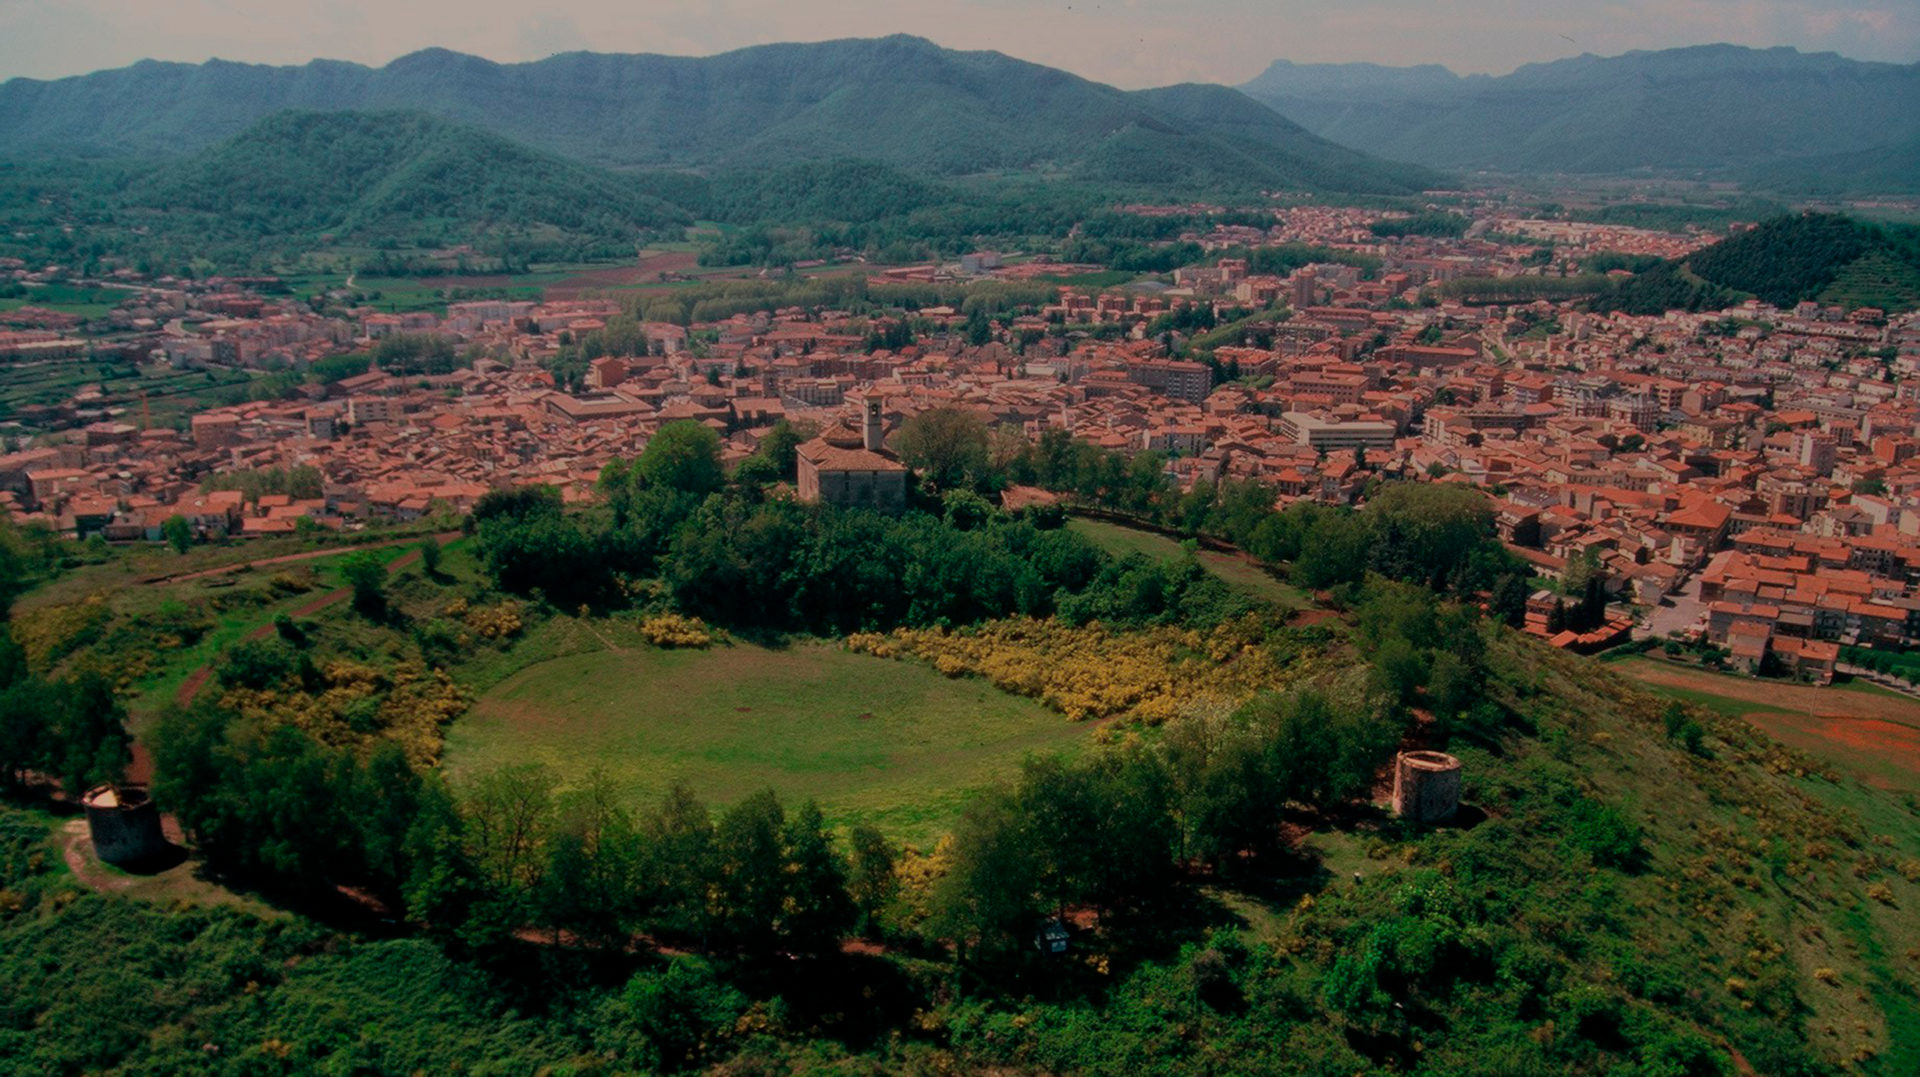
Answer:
xmin=0 ymin=0 xmax=1913 ymax=87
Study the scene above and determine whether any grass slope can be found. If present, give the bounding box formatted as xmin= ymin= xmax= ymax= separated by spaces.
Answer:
xmin=1615 ymin=655 xmax=1920 ymax=795
xmin=444 ymin=641 xmax=1090 ymax=843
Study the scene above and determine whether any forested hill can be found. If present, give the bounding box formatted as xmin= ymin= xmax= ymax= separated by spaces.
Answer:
xmin=1594 ymin=213 xmax=1920 ymax=315
xmin=1239 ymin=45 xmax=1920 ymax=190
xmin=0 ymin=36 xmax=1440 ymax=196
xmin=128 ymin=111 xmax=690 ymax=244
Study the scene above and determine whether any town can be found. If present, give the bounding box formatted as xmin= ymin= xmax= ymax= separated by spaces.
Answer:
xmin=3 ymin=205 xmax=1920 ymax=683
xmin=6 ymin=203 xmax=1919 ymax=686
xmin=6 ymin=18 xmax=1920 ymax=1074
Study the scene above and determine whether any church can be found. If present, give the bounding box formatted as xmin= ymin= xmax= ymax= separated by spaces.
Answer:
xmin=795 ymin=397 xmax=909 ymax=513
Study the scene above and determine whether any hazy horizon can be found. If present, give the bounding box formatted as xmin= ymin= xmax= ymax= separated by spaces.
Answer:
xmin=0 ymin=0 xmax=1913 ymax=89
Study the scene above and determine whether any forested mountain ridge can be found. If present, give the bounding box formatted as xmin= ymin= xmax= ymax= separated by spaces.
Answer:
xmin=0 ymin=36 xmax=1439 ymax=196
xmin=1594 ymin=212 xmax=1920 ymax=315
xmin=128 ymin=110 xmax=690 ymax=243
xmin=1239 ymin=44 xmax=1920 ymax=188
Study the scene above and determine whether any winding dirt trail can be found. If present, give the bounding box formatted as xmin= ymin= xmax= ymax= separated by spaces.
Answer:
xmin=171 ymin=545 xmax=433 ymax=708
xmin=146 ymin=531 xmax=462 ymax=586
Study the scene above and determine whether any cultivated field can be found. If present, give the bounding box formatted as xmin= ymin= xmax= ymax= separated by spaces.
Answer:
xmin=1616 ymin=657 xmax=1920 ymax=794
xmin=443 ymin=641 xmax=1092 ymax=843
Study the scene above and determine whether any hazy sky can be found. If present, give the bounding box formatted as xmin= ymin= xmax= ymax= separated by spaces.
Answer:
xmin=0 ymin=0 xmax=1913 ymax=86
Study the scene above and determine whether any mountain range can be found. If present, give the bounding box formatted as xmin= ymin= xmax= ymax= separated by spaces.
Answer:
xmin=1240 ymin=44 xmax=1920 ymax=190
xmin=0 ymin=36 xmax=1437 ymax=197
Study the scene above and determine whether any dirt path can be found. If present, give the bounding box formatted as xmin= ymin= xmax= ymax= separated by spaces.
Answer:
xmin=60 ymin=818 xmax=139 ymax=893
xmin=146 ymin=531 xmax=462 ymax=586
xmin=171 ymin=545 xmax=430 ymax=708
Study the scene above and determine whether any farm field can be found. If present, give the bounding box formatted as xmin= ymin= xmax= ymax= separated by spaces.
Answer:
xmin=444 ymin=641 xmax=1092 ymax=844
xmin=0 ymin=282 xmax=129 ymax=317
xmin=1615 ymin=656 xmax=1920 ymax=794
xmin=1066 ymin=516 xmax=1311 ymax=610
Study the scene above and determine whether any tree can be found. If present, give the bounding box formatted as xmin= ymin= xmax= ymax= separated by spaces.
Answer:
xmin=847 ymin=824 xmax=899 ymax=936
xmin=162 ymin=514 xmax=193 ymax=554
xmin=1366 ymin=483 xmax=1495 ymax=592
xmin=641 ymin=781 xmax=716 ymax=940
xmin=894 ymin=406 xmax=991 ymax=491
xmin=417 ymin=535 xmax=441 ymax=576
xmin=931 ymin=789 xmax=1039 ymax=958
xmin=348 ymin=741 xmax=440 ymax=907
xmin=338 ymin=550 xmax=387 ymax=617
xmin=471 ymin=484 xmax=564 ymax=525
xmin=710 ymin=790 xmax=789 ymax=953
xmin=635 ymin=421 xmax=725 ymax=497
xmin=1490 ymin=573 xmax=1531 ymax=628
xmin=1662 ymin=701 xmax=1706 ymax=756
xmin=0 ymin=675 xmax=61 ymax=792
xmin=781 ymin=799 xmax=855 ymax=953
xmin=42 ymin=673 xmax=130 ymax=796
xmin=535 ymin=770 xmax=641 ymax=948
xmin=462 ymin=763 xmax=557 ymax=895
xmin=745 ymin=420 xmax=807 ymax=484
xmin=598 ymin=959 xmax=748 ymax=1075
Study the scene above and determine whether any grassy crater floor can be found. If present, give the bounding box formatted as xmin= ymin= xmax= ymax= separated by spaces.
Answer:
xmin=443 ymin=640 xmax=1091 ymax=844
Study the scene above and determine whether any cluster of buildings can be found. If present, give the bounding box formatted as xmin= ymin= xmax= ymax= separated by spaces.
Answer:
xmin=5 ymin=207 xmax=1920 ymax=682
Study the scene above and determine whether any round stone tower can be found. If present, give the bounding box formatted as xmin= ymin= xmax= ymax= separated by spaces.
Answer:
xmin=81 ymin=784 xmax=168 ymax=867
xmin=1391 ymin=751 xmax=1462 ymax=824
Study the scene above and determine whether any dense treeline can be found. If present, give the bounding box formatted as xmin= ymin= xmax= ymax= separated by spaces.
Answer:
xmin=200 ymin=464 xmax=325 ymax=501
xmin=0 ymin=513 xmax=134 ymax=800
xmin=605 ymin=275 xmax=1055 ymax=329
xmin=1594 ymin=212 xmax=1920 ymax=315
xmin=464 ymin=418 xmax=1527 ymax=636
xmin=471 ymin=425 xmax=1252 ymax=633
xmin=1006 ymin=428 xmax=1530 ymax=609
xmin=0 ymin=645 xmax=130 ymax=798
xmin=1685 ymin=213 xmax=1918 ymax=307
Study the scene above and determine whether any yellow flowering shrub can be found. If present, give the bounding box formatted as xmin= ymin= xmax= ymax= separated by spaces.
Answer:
xmin=219 ymin=658 xmax=470 ymax=766
xmin=10 ymin=595 xmax=112 ymax=671
xmin=642 ymin=613 xmax=713 ymax=648
xmin=462 ymin=600 xmax=524 ymax=640
xmin=848 ymin=615 xmax=1316 ymax=723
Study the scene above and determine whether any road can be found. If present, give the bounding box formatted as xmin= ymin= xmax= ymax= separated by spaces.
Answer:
xmin=1638 ymin=573 xmax=1706 ymax=640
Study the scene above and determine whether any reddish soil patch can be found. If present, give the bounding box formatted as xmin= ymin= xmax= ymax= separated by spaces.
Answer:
xmin=1741 ymin=710 xmax=1920 ymax=791
xmin=411 ymin=273 xmax=526 ymax=289
xmin=545 ymin=252 xmax=702 ymax=296
xmin=1289 ymin=608 xmax=1340 ymax=627
xmin=1623 ymin=662 xmax=1920 ymax=726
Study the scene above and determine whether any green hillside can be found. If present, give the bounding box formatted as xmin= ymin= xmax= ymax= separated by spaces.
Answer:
xmin=131 ymin=110 xmax=688 ymax=245
xmin=696 ymin=159 xmax=948 ymax=224
xmin=2 ymin=617 xmax=1916 ymax=1072
xmin=1595 ymin=213 xmax=1920 ymax=314
xmin=0 ymin=37 xmax=1439 ymax=197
